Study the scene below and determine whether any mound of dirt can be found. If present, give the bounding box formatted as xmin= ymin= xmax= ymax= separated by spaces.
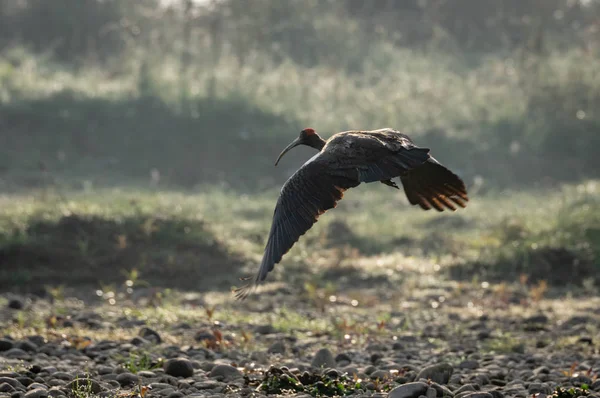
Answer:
xmin=0 ymin=214 xmax=243 ymax=292
xmin=448 ymin=246 xmax=596 ymax=286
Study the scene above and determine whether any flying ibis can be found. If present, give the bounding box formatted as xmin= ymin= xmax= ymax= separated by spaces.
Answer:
xmin=235 ymin=128 xmax=468 ymax=299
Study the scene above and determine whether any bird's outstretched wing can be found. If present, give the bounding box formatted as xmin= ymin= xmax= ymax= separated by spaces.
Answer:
xmin=235 ymin=157 xmax=360 ymax=299
xmin=400 ymin=157 xmax=469 ymax=211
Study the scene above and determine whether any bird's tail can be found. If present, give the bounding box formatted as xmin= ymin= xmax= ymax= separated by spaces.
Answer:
xmin=400 ymin=158 xmax=468 ymax=211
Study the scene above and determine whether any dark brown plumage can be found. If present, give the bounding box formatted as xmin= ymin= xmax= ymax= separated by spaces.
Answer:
xmin=235 ymin=128 xmax=468 ymax=299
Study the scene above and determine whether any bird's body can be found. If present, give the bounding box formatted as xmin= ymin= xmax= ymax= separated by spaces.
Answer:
xmin=235 ymin=128 xmax=468 ymax=299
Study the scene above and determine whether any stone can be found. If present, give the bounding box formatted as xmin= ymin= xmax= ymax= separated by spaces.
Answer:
xmin=335 ymin=353 xmax=352 ymax=363
xmin=8 ymin=299 xmax=24 ymax=310
xmin=458 ymin=360 xmax=479 ymax=370
xmin=116 ymin=372 xmax=140 ymax=386
xmin=455 ymin=384 xmax=477 ymax=394
xmin=311 ymin=348 xmax=336 ymax=369
xmin=0 ymin=378 xmax=21 ymax=388
xmin=0 ymin=383 xmax=15 ymax=393
xmin=267 ymin=341 xmax=286 ymax=355
xmin=371 ymin=370 xmax=391 ymax=380
xmin=4 ymin=348 xmax=30 ymax=359
xmin=389 ymin=382 xmax=429 ymax=398
xmin=139 ymin=327 xmax=162 ymax=344
xmin=130 ymin=336 xmax=149 ymax=346
xmin=50 ymin=373 xmax=72 ymax=381
xmin=24 ymin=389 xmax=48 ymax=398
xmin=0 ymin=339 xmax=14 ymax=352
xmin=416 ymin=363 xmax=454 ymax=384
xmin=461 ymin=394 xmax=493 ymax=398
xmin=525 ymin=314 xmax=549 ymax=324
xmin=16 ymin=341 xmax=37 ymax=353
xmin=254 ymin=324 xmax=277 ymax=335
xmin=97 ymin=366 xmax=114 ymax=375
xmin=148 ymin=382 xmax=173 ymax=390
xmin=26 ymin=336 xmax=45 ymax=347
xmin=208 ymin=364 xmax=242 ymax=382
xmin=430 ymin=382 xmax=455 ymax=397
xmin=193 ymin=330 xmax=215 ymax=343
xmin=164 ymin=358 xmax=194 ymax=378
xmin=137 ymin=371 xmax=157 ymax=378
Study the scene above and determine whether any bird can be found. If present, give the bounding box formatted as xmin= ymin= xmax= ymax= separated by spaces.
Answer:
xmin=234 ymin=127 xmax=468 ymax=299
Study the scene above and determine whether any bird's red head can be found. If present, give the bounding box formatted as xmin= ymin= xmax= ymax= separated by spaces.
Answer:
xmin=275 ymin=127 xmax=325 ymax=166
xmin=300 ymin=128 xmax=316 ymax=137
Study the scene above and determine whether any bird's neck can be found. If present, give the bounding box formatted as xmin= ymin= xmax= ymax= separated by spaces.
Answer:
xmin=306 ymin=135 xmax=326 ymax=151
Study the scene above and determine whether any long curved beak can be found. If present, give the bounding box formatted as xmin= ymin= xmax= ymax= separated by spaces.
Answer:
xmin=275 ymin=137 xmax=302 ymax=166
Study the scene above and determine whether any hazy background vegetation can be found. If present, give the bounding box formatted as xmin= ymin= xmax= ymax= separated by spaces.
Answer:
xmin=1 ymin=0 xmax=599 ymax=295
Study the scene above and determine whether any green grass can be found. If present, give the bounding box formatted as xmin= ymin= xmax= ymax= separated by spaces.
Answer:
xmin=0 ymin=179 xmax=598 ymax=293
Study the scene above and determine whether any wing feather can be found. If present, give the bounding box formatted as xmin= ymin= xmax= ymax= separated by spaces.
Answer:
xmin=235 ymin=159 xmax=360 ymax=299
xmin=400 ymin=158 xmax=469 ymax=212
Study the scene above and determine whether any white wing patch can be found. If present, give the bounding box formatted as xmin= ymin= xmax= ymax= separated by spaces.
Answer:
xmin=302 ymin=152 xmax=322 ymax=166
xmin=280 ymin=152 xmax=322 ymax=194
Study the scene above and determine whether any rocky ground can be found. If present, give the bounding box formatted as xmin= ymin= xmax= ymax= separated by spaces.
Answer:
xmin=1 ymin=277 xmax=599 ymax=398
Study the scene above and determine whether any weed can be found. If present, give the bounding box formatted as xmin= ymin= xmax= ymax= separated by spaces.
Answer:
xmin=256 ymin=366 xmax=375 ymax=397
xmin=69 ymin=377 xmax=95 ymax=398
xmin=552 ymin=386 xmax=589 ymax=398
xmin=119 ymin=352 xmax=162 ymax=374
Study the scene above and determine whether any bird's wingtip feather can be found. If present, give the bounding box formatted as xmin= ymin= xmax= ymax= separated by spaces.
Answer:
xmin=233 ymin=276 xmax=258 ymax=300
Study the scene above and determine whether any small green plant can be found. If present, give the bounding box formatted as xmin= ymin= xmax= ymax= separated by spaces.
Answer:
xmin=552 ymin=386 xmax=590 ymax=398
xmin=120 ymin=352 xmax=162 ymax=374
xmin=257 ymin=366 xmax=373 ymax=397
xmin=69 ymin=377 xmax=95 ymax=398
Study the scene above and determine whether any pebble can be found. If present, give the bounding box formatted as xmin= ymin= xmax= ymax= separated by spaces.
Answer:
xmin=0 ymin=383 xmax=15 ymax=392
xmin=23 ymin=388 xmax=48 ymax=398
xmin=254 ymin=324 xmax=277 ymax=335
xmin=8 ymin=299 xmax=24 ymax=310
xmin=208 ymin=364 xmax=242 ymax=381
xmin=462 ymin=393 xmax=493 ymax=398
xmin=389 ymin=381 xmax=429 ymax=398
xmin=459 ymin=360 xmax=480 ymax=370
xmin=416 ymin=363 xmax=453 ymax=384
xmin=137 ymin=371 xmax=157 ymax=378
xmin=116 ymin=372 xmax=140 ymax=386
xmin=149 ymin=382 xmax=173 ymax=390
xmin=455 ymin=384 xmax=478 ymax=394
xmin=139 ymin=327 xmax=162 ymax=344
xmin=16 ymin=341 xmax=37 ymax=353
xmin=0 ymin=339 xmax=14 ymax=351
xmin=193 ymin=330 xmax=215 ymax=343
xmin=3 ymin=348 xmax=30 ymax=359
xmin=164 ymin=358 xmax=194 ymax=378
xmin=311 ymin=348 xmax=336 ymax=369
xmin=129 ymin=336 xmax=149 ymax=346
xmin=371 ymin=370 xmax=391 ymax=380
xmin=267 ymin=341 xmax=286 ymax=354
xmin=0 ymin=378 xmax=21 ymax=388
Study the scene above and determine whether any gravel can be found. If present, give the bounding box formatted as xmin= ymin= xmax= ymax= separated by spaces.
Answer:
xmin=1 ymin=285 xmax=599 ymax=398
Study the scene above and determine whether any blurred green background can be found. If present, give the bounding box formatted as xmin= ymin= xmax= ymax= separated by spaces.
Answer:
xmin=0 ymin=0 xmax=599 ymax=293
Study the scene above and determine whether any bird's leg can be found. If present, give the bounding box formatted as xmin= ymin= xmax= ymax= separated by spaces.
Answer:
xmin=381 ymin=179 xmax=399 ymax=189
